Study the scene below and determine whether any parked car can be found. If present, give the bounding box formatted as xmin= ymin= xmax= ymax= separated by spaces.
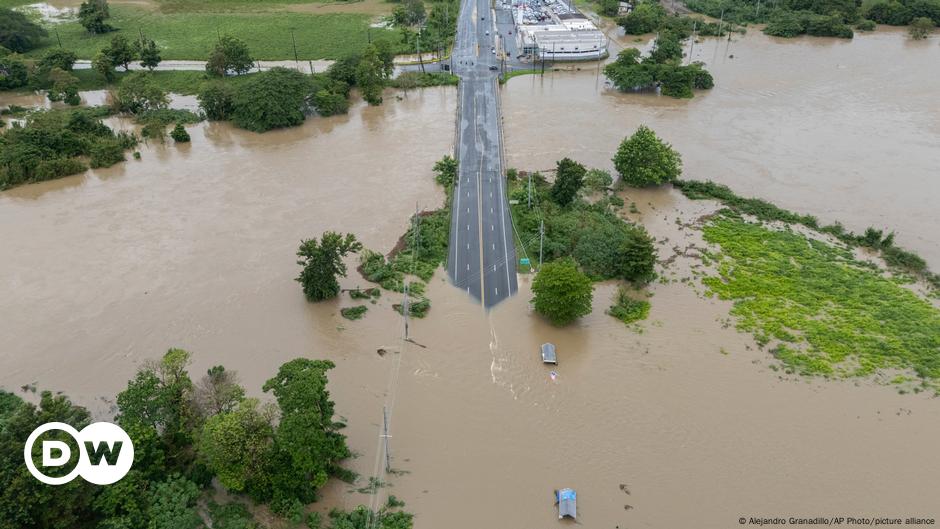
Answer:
xmin=489 ymin=65 xmax=498 ymax=71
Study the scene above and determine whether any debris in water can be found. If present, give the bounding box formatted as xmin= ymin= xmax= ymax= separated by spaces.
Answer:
xmin=377 ymin=348 xmax=387 ymax=356
xmin=550 ymin=371 xmax=558 ymax=381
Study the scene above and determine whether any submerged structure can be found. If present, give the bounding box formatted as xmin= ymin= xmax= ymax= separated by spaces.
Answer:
xmin=556 ymin=488 xmax=577 ymax=519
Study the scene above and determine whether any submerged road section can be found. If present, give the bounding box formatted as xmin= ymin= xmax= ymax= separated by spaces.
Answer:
xmin=447 ymin=0 xmax=518 ymax=308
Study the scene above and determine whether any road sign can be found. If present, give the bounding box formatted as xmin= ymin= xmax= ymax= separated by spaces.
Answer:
xmin=520 ymin=258 xmax=530 ymax=265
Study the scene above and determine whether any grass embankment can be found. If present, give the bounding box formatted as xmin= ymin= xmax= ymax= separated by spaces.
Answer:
xmin=19 ymin=5 xmax=399 ymax=60
xmin=701 ymin=212 xmax=940 ymax=393
xmin=499 ymin=69 xmax=539 ymax=84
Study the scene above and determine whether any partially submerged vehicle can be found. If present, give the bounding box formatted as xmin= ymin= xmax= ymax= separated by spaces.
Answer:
xmin=540 ymin=342 xmax=557 ymax=364
xmin=555 ymin=488 xmax=576 ymax=519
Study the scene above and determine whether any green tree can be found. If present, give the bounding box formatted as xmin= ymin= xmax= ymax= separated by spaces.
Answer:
xmin=116 ymin=348 xmax=197 ymax=470
xmin=600 ymin=0 xmax=621 ymax=16
xmin=613 ymin=125 xmax=682 ymax=187
xmin=312 ymin=89 xmax=349 ymax=116
xmin=148 ymin=475 xmax=205 ymax=529
xmin=583 ymin=168 xmax=613 ymax=192
xmin=647 ymin=32 xmax=683 ymax=64
xmin=198 ymin=399 xmax=274 ymax=493
xmin=615 ymin=225 xmax=657 ymax=282
xmin=206 ymin=36 xmax=253 ymax=77
xmin=295 ymin=232 xmax=363 ymax=301
xmin=618 ymin=1 xmax=666 ymax=33
xmin=38 ymin=48 xmax=78 ymax=72
xmin=550 ymin=157 xmax=586 ymax=206
xmin=0 ymin=392 xmax=96 ymax=529
xmin=78 ymin=0 xmax=114 ymax=34
xmin=393 ymin=0 xmax=427 ymax=26
xmin=198 ymin=81 xmax=235 ymax=120
xmin=433 ymin=155 xmax=457 ymax=187
xmin=194 ymin=365 xmax=245 ymax=417
xmin=356 ymin=44 xmax=388 ymax=105
xmin=0 ymin=55 xmax=29 ymax=89
xmin=106 ymin=35 xmax=136 ymax=71
xmin=262 ymin=359 xmax=350 ymax=506
xmin=114 ymin=72 xmax=168 ymax=114
xmin=137 ymin=37 xmax=162 ymax=70
xmin=230 ymin=67 xmax=312 ymax=132
xmin=0 ymin=7 xmax=48 ymax=52
xmin=909 ymin=15 xmax=935 ymax=37
xmin=93 ymin=49 xmax=115 ymax=82
xmin=531 ymin=258 xmax=594 ymax=325
xmin=47 ymin=67 xmax=80 ymax=105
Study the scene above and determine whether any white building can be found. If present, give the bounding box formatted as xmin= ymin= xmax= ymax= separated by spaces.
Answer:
xmin=514 ymin=9 xmax=608 ymax=61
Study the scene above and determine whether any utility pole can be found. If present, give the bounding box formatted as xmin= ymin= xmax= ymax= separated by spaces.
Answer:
xmin=717 ymin=7 xmax=725 ymax=38
xmin=527 ymin=172 xmax=532 ymax=208
xmin=538 ymin=220 xmax=544 ymax=269
xmin=688 ymin=20 xmax=696 ymax=65
xmin=417 ymin=29 xmax=426 ymax=74
xmin=755 ymin=0 xmax=762 ymax=18
xmin=382 ymin=406 xmax=391 ymax=473
xmin=290 ymin=29 xmax=299 ymax=65
xmin=54 ymin=28 xmax=62 ymax=48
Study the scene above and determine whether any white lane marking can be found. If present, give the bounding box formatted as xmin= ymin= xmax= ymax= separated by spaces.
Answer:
xmin=495 ymin=287 xmax=499 ymax=295
xmin=467 ymin=243 xmax=470 ymax=249
xmin=492 ymin=244 xmax=495 ymax=250
xmin=493 ymin=264 xmax=497 ymax=272
xmin=467 ymin=264 xmax=470 ymax=270
xmin=491 ymin=225 xmax=494 ymax=231
xmin=467 ymin=224 xmax=470 ymax=230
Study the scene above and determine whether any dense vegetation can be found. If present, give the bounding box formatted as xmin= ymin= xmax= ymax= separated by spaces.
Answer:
xmin=684 ymin=0 xmax=940 ymax=35
xmin=0 ymin=107 xmax=136 ymax=190
xmin=700 ymin=213 xmax=940 ymax=392
xmin=618 ymin=0 xmax=741 ymax=36
xmin=0 ymin=7 xmax=46 ymax=52
xmin=0 ymin=350 xmax=413 ymax=528
xmin=674 ymin=179 xmax=940 ymax=290
xmin=510 ymin=156 xmax=656 ymax=325
xmin=603 ymin=33 xmax=714 ymax=99
xmin=607 ymin=286 xmax=651 ymax=325
xmin=510 ymin=163 xmax=656 ymax=284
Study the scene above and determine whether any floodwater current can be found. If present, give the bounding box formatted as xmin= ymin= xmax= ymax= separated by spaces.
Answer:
xmin=2 ymin=30 xmax=940 ymax=528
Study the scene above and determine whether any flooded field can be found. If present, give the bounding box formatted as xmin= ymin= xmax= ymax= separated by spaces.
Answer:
xmin=504 ymin=28 xmax=940 ymax=267
xmin=3 ymin=30 xmax=940 ymax=529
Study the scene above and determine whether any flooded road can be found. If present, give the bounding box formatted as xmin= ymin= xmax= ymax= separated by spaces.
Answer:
xmin=503 ymin=28 xmax=940 ymax=267
xmin=3 ymin=30 xmax=940 ymax=529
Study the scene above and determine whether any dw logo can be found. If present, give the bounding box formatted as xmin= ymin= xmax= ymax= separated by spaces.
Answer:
xmin=23 ymin=422 xmax=134 ymax=485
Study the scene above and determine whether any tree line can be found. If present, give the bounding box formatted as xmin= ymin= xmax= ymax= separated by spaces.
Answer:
xmin=0 ymin=350 xmax=413 ymax=529
xmin=603 ymin=32 xmax=714 ymax=99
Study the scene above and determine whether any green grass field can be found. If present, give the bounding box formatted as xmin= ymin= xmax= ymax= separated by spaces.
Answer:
xmin=15 ymin=4 xmax=400 ymax=60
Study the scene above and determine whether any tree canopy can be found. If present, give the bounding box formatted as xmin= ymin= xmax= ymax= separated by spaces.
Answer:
xmin=296 ymin=232 xmax=363 ymax=301
xmin=613 ymin=125 xmax=682 ymax=187
xmin=550 ymin=158 xmax=586 ymax=207
xmin=0 ymin=8 xmax=47 ymax=52
xmin=206 ymin=36 xmax=254 ymax=77
xmin=531 ymin=258 xmax=594 ymax=325
xmin=230 ymin=68 xmax=311 ymax=132
xmin=78 ymin=0 xmax=114 ymax=34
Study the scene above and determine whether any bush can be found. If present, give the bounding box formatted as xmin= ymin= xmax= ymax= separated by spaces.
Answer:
xmin=79 ymin=0 xmax=114 ymax=34
xmin=340 ymin=305 xmax=368 ymax=320
xmin=114 ymin=72 xmax=169 ymax=114
xmin=170 ymin=123 xmax=191 ymax=143
xmin=38 ymin=49 xmax=78 ymax=72
xmin=231 ymin=68 xmax=312 ymax=132
xmin=89 ymin=139 xmax=126 ymax=168
xmin=856 ymin=18 xmax=878 ymax=29
xmin=608 ymin=287 xmax=651 ymax=324
xmin=198 ymin=81 xmax=235 ymax=121
xmin=0 ymin=56 xmax=28 ymax=89
xmin=613 ymin=125 xmax=682 ymax=187
xmin=909 ymin=15 xmax=935 ymax=36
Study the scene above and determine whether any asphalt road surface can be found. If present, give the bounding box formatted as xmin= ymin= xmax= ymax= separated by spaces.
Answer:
xmin=447 ymin=0 xmax=518 ymax=308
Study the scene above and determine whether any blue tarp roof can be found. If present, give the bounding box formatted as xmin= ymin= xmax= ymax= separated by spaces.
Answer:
xmin=557 ymin=488 xmax=576 ymax=519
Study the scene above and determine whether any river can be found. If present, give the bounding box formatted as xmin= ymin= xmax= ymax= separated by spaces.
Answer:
xmin=2 ymin=30 xmax=940 ymax=529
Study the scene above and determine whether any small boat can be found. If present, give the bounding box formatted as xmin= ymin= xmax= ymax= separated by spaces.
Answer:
xmin=540 ymin=343 xmax=557 ymax=364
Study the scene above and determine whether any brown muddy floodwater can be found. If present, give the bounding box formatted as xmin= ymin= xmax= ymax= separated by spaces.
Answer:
xmin=3 ymin=31 xmax=940 ymax=529
xmin=504 ymin=27 xmax=940 ymax=267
